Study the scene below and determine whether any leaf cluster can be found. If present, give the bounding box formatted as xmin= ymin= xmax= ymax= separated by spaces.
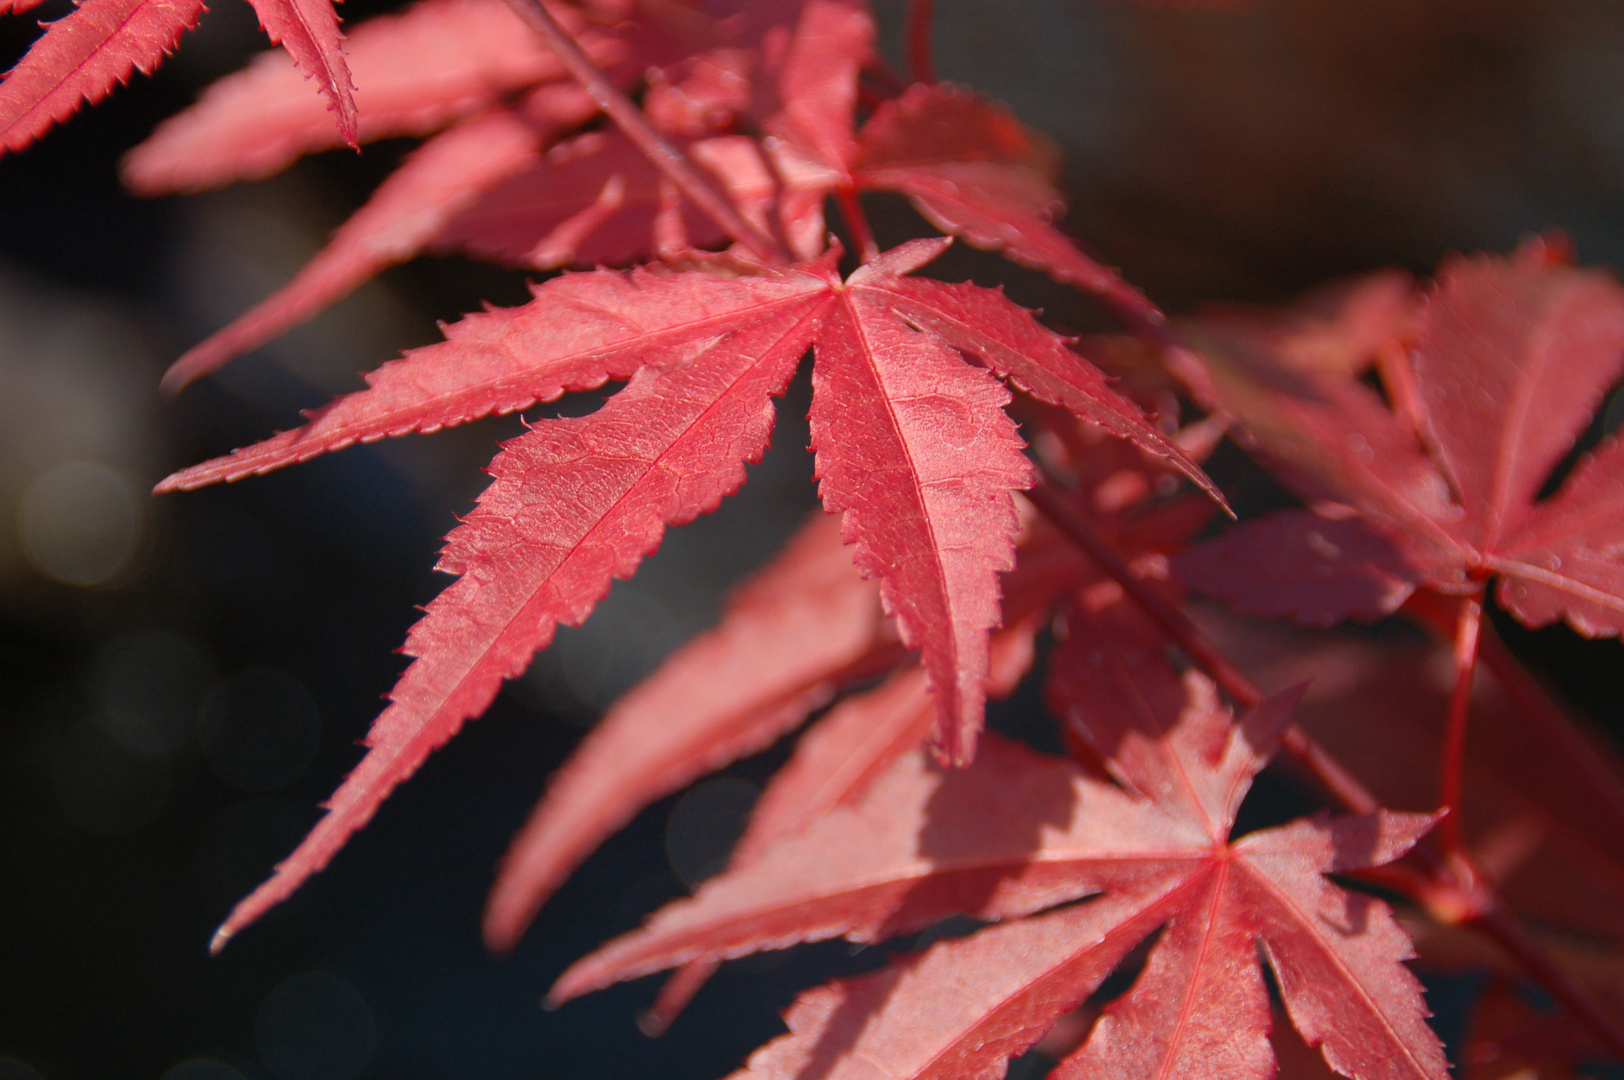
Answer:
xmin=5 ymin=1 xmax=1624 ymax=1077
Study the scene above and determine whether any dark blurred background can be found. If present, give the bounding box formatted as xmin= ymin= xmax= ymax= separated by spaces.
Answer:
xmin=3 ymin=1 xmax=1624 ymax=1077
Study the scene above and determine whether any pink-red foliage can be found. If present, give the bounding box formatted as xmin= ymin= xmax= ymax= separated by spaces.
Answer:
xmin=551 ymin=686 xmax=1445 ymax=1080
xmin=0 ymin=0 xmax=356 ymax=152
xmin=16 ymin=0 xmax=1624 ymax=1075
xmin=1173 ymin=241 xmax=1624 ymax=636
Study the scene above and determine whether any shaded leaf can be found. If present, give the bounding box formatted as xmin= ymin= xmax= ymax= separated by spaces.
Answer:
xmin=548 ymin=732 xmax=1154 ymax=999
xmin=643 ymin=45 xmax=753 ymax=137
xmin=1461 ymin=977 xmax=1607 ymax=1080
xmin=554 ymin=672 xmax=1442 ymax=1080
xmin=1208 ymin=607 xmax=1624 ymax=948
xmin=640 ymin=619 xmax=1039 ymax=1033
xmin=121 ymin=0 xmax=619 ymax=191
xmin=852 ymin=83 xmax=1165 ymax=326
xmin=729 ymin=896 xmax=1165 ymax=1080
xmin=434 ymin=128 xmax=757 ymax=270
xmin=161 ymin=108 xmax=556 ymax=391
xmin=756 ymin=0 xmax=870 ymax=178
xmin=1175 ymin=510 xmax=1420 ymax=625
xmin=1176 ymin=244 xmax=1624 ymax=634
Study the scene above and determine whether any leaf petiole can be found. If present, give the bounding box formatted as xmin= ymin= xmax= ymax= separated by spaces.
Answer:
xmin=836 ymin=186 xmax=878 ymax=263
xmin=1439 ymin=591 xmax=1483 ymax=855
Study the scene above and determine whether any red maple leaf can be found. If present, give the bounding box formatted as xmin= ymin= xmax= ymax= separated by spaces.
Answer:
xmin=1204 ymin=605 xmax=1624 ymax=961
xmin=475 ymin=390 xmax=1222 ymax=1018
xmin=126 ymin=0 xmax=1180 ymax=402
xmin=432 ymin=128 xmax=762 ymax=269
xmin=548 ymin=671 xmax=1444 ymax=1080
xmin=159 ymin=237 xmax=1205 ymax=951
xmin=1173 ymin=240 xmax=1624 ymax=637
xmin=0 ymin=0 xmax=356 ymax=154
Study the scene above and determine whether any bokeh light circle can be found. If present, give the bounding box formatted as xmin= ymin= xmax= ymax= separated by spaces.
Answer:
xmin=17 ymin=461 xmax=141 ymax=585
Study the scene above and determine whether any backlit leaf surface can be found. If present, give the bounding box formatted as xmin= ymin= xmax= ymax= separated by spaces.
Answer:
xmin=242 ymin=0 xmax=356 ymax=144
xmin=0 ymin=0 xmax=206 ymax=154
xmin=171 ymin=240 xmax=1188 ymax=947
xmin=208 ymin=276 xmax=820 ymax=952
xmin=852 ymin=84 xmax=1164 ymax=325
xmin=552 ymin=677 xmax=1443 ymax=1080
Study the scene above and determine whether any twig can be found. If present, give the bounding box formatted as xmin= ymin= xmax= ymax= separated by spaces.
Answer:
xmin=1024 ymin=478 xmax=1377 ymax=813
xmin=501 ymin=0 xmax=785 ymax=264
xmin=836 ymin=187 xmax=879 ymax=263
xmin=1439 ymin=592 xmax=1483 ymax=854
xmin=1403 ymin=590 xmax=1624 ymax=842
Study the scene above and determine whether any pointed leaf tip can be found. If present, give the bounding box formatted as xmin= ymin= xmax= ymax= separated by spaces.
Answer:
xmin=244 ymin=0 xmax=359 ymax=144
xmin=850 ymin=236 xmax=953 ymax=281
xmin=208 ymin=926 xmax=232 ymax=956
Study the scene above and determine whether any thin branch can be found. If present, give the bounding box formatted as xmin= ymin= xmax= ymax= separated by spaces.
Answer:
xmin=907 ymin=0 xmax=936 ymax=85
xmin=1404 ymin=589 xmax=1624 ymax=843
xmin=836 ymin=186 xmax=878 ymax=263
xmin=1024 ymin=477 xmax=1376 ymax=814
xmin=500 ymin=0 xmax=785 ymax=264
xmin=1439 ymin=592 xmax=1482 ymax=854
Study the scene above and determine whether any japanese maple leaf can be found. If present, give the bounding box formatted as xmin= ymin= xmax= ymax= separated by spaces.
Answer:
xmin=160 ymin=237 xmax=1206 ymax=949
xmin=0 ymin=0 xmax=355 ymax=155
xmin=122 ymin=0 xmax=694 ymax=394
xmin=480 ymin=358 xmax=1222 ymax=960
xmin=1173 ymin=241 xmax=1624 ymax=636
xmin=1205 ymin=606 xmax=1624 ymax=952
xmin=477 ymin=395 xmax=1216 ymax=959
xmin=154 ymin=107 xmax=562 ymax=393
xmin=548 ymin=676 xmax=1445 ymax=1080
xmin=432 ymin=129 xmax=770 ymax=269
xmin=746 ymin=0 xmax=870 ymax=184
xmin=633 ymin=616 xmax=1045 ymax=1033
xmin=1459 ymin=976 xmax=1612 ymax=1080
